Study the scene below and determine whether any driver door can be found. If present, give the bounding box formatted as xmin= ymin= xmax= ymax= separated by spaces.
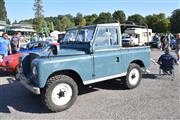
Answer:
xmin=92 ymin=26 xmax=123 ymax=79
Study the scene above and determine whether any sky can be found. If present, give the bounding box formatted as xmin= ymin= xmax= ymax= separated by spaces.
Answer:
xmin=5 ymin=0 xmax=180 ymax=22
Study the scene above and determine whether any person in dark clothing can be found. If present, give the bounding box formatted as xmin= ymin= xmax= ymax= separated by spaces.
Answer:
xmin=160 ymin=35 xmax=166 ymax=51
xmin=11 ymin=32 xmax=21 ymax=54
xmin=157 ymin=48 xmax=178 ymax=75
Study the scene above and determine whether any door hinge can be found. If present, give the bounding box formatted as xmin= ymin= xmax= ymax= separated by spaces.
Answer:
xmin=116 ymin=57 xmax=120 ymax=62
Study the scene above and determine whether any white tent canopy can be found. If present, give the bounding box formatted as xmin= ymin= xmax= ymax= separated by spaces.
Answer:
xmin=50 ymin=31 xmax=65 ymax=40
xmin=11 ymin=28 xmax=35 ymax=32
xmin=50 ymin=31 xmax=65 ymax=35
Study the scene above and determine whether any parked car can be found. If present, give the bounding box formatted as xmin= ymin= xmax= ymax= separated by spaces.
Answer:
xmin=122 ymin=36 xmax=135 ymax=47
xmin=21 ymin=41 xmax=49 ymax=51
xmin=0 ymin=41 xmax=59 ymax=73
xmin=170 ymin=38 xmax=176 ymax=50
xmin=148 ymin=34 xmax=161 ymax=48
xmin=0 ymin=53 xmax=21 ymax=72
xmin=17 ymin=23 xmax=150 ymax=112
xmin=149 ymin=38 xmax=161 ymax=48
xmin=122 ymin=34 xmax=140 ymax=47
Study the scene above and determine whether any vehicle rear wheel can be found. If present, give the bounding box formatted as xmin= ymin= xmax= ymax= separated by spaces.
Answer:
xmin=41 ymin=75 xmax=78 ymax=112
xmin=122 ymin=63 xmax=142 ymax=89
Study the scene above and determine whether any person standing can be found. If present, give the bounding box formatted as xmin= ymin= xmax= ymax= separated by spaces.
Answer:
xmin=11 ymin=32 xmax=21 ymax=54
xmin=175 ymin=33 xmax=180 ymax=61
xmin=0 ymin=33 xmax=12 ymax=58
xmin=160 ymin=35 xmax=167 ymax=51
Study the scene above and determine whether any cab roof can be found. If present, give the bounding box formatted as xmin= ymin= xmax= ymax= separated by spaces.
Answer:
xmin=66 ymin=23 xmax=120 ymax=31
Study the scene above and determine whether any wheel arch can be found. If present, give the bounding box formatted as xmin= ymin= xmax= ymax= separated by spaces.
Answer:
xmin=47 ymin=69 xmax=84 ymax=87
xmin=130 ymin=60 xmax=145 ymax=68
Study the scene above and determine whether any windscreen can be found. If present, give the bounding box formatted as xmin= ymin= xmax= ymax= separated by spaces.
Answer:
xmin=63 ymin=27 xmax=95 ymax=42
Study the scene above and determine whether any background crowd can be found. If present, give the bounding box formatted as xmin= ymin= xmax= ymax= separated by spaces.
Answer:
xmin=0 ymin=32 xmax=53 ymax=61
xmin=0 ymin=31 xmax=180 ymax=62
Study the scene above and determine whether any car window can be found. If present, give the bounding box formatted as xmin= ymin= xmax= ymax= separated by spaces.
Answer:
xmin=63 ymin=30 xmax=78 ymax=42
xmin=94 ymin=27 xmax=119 ymax=46
xmin=76 ymin=28 xmax=94 ymax=42
xmin=109 ymin=28 xmax=118 ymax=45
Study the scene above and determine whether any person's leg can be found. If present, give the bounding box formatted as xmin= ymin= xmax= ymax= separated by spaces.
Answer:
xmin=159 ymin=66 xmax=162 ymax=76
xmin=171 ymin=69 xmax=175 ymax=80
xmin=160 ymin=42 xmax=163 ymax=50
xmin=0 ymin=54 xmax=5 ymax=62
xmin=176 ymin=49 xmax=179 ymax=60
xmin=12 ymin=50 xmax=18 ymax=54
xmin=162 ymin=42 xmax=165 ymax=51
xmin=178 ymin=50 xmax=179 ymax=61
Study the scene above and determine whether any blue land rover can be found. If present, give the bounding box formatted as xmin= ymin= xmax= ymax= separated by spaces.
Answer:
xmin=17 ymin=23 xmax=150 ymax=112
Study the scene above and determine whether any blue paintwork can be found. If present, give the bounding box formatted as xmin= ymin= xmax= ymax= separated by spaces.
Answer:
xmin=28 ymin=46 xmax=150 ymax=88
xmin=170 ymin=38 xmax=176 ymax=48
xmin=20 ymin=23 xmax=151 ymax=88
xmin=20 ymin=48 xmax=42 ymax=53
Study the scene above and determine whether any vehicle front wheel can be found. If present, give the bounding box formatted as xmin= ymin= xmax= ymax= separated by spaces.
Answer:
xmin=122 ymin=63 xmax=142 ymax=89
xmin=41 ymin=75 xmax=78 ymax=112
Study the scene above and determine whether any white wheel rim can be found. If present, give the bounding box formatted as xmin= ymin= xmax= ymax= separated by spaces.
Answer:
xmin=51 ymin=83 xmax=73 ymax=106
xmin=129 ymin=68 xmax=140 ymax=86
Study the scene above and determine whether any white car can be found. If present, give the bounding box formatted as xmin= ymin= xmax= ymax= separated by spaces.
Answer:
xmin=122 ymin=36 xmax=138 ymax=47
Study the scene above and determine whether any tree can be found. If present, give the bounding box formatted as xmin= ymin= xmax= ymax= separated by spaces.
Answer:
xmin=13 ymin=20 xmax=18 ymax=24
xmin=156 ymin=19 xmax=170 ymax=33
xmin=0 ymin=0 xmax=7 ymax=21
xmin=127 ymin=14 xmax=145 ymax=25
xmin=74 ymin=13 xmax=84 ymax=26
xmin=112 ymin=10 xmax=126 ymax=24
xmin=33 ymin=0 xmax=44 ymax=32
xmin=42 ymin=20 xmax=49 ymax=36
xmin=57 ymin=15 xmax=63 ymax=20
xmin=6 ymin=18 xmax=11 ymax=24
xmin=47 ymin=21 xmax=54 ymax=32
xmin=170 ymin=9 xmax=180 ymax=33
xmin=79 ymin=18 xmax=86 ymax=26
xmin=54 ymin=19 xmax=61 ymax=31
xmin=20 ymin=18 xmax=34 ymax=24
xmin=146 ymin=13 xmax=170 ymax=33
xmin=33 ymin=0 xmax=44 ymax=18
xmin=59 ymin=16 xmax=75 ymax=31
xmin=84 ymin=14 xmax=98 ymax=25
xmin=94 ymin=12 xmax=113 ymax=24
xmin=33 ymin=17 xmax=44 ymax=32
xmin=65 ymin=14 xmax=74 ymax=20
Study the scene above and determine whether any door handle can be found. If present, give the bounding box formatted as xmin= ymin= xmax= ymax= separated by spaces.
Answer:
xmin=116 ymin=57 xmax=120 ymax=62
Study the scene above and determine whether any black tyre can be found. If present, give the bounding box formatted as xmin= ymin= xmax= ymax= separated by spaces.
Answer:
xmin=122 ymin=63 xmax=142 ymax=89
xmin=41 ymin=75 xmax=78 ymax=112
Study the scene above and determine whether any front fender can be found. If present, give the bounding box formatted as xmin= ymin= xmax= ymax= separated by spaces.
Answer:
xmin=37 ymin=55 xmax=92 ymax=88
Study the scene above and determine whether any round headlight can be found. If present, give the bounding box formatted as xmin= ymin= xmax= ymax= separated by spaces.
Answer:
xmin=32 ymin=66 xmax=38 ymax=77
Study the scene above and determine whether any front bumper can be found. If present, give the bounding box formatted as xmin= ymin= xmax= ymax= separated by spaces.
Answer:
xmin=16 ymin=71 xmax=40 ymax=94
xmin=0 ymin=66 xmax=15 ymax=72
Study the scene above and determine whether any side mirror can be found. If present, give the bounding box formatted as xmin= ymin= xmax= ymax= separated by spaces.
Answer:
xmin=49 ymin=45 xmax=58 ymax=55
